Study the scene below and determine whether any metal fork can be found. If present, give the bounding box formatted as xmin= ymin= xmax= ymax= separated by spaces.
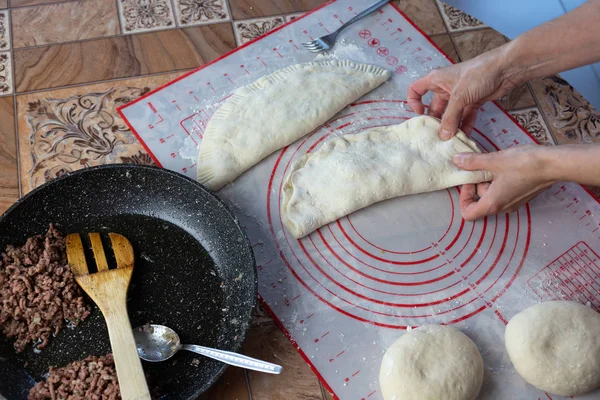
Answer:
xmin=302 ymin=0 xmax=391 ymax=53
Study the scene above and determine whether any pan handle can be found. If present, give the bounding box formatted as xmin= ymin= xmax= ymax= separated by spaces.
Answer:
xmin=181 ymin=344 xmax=283 ymax=374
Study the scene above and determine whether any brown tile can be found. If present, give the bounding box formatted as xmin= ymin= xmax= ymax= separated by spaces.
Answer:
xmin=0 ymin=0 xmax=6 ymax=9
xmin=199 ymin=366 xmax=250 ymax=400
xmin=393 ymin=0 xmax=446 ymax=35
xmin=584 ymin=185 xmax=600 ymax=200
xmin=11 ymin=1 xmax=119 ymax=48
xmin=118 ymin=0 xmax=176 ymax=34
xmin=16 ymin=71 xmax=186 ymax=193
xmin=530 ymin=75 xmax=600 ymax=145
xmin=430 ymin=34 xmax=459 ymax=62
xmin=452 ymin=28 xmax=506 ymax=61
xmin=14 ymin=23 xmax=235 ymax=92
xmin=244 ymin=324 xmax=323 ymax=400
xmin=509 ymin=107 xmax=555 ymax=146
xmin=496 ymin=84 xmax=536 ymax=111
xmin=10 ymin=0 xmax=72 ymax=6
xmin=0 ymin=97 xmax=18 ymax=213
xmin=229 ymin=0 xmax=325 ymax=20
xmin=233 ymin=16 xmax=286 ymax=45
xmin=436 ymin=0 xmax=486 ymax=32
xmin=173 ymin=0 xmax=231 ymax=27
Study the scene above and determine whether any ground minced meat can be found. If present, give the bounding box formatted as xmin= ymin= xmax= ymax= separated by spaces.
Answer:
xmin=0 ymin=225 xmax=91 ymax=352
xmin=28 ymin=353 xmax=120 ymax=400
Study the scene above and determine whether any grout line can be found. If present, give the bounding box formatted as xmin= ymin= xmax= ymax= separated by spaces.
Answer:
xmin=115 ymin=0 xmax=123 ymax=34
xmin=7 ymin=0 xmax=20 ymax=198
xmin=319 ymin=382 xmax=329 ymax=400
xmin=9 ymin=0 xmax=77 ymax=10
xmin=430 ymin=0 xmax=450 ymax=35
xmin=14 ymin=67 xmax=195 ymax=96
xmin=244 ymin=368 xmax=253 ymax=400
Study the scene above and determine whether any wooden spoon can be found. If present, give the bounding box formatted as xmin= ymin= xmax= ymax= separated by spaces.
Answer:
xmin=66 ymin=232 xmax=151 ymax=400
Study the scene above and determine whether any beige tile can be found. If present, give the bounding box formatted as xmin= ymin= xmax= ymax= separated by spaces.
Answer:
xmin=233 ymin=16 xmax=286 ymax=45
xmin=244 ymin=324 xmax=323 ymax=400
xmin=199 ymin=366 xmax=250 ymax=400
xmin=118 ymin=0 xmax=176 ymax=34
xmin=173 ymin=0 xmax=231 ymax=27
xmin=430 ymin=34 xmax=459 ymax=63
xmin=452 ymin=28 xmax=506 ymax=61
xmin=509 ymin=107 xmax=555 ymax=146
xmin=393 ymin=0 xmax=446 ymax=35
xmin=11 ymin=0 xmax=119 ymax=48
xmin=436 ymin=0 xmax=486 ymax=32
xmin=229 ymin=0 xmax=325 ymax=20
xmin=496 ymin=83 xmax=537 ymax=111
xmin=0 ymin=10 xmax=9 ymax=50
xmin=0 ymin=0 xmax=6 ymax=9
xmin=16 ymin=71 xmax=185 ymax=193
xmin=14 ymin=23 xmax=236 ymax=92
xmin=530 ymin=75 xmax=600 ymax=145
xmin=0 ymin=97 xmax=18 ymax=213
xmin=11 ymin=0 xmax=74 ymax=6
xmin=0 ymin=51 xmax=12 ymax=95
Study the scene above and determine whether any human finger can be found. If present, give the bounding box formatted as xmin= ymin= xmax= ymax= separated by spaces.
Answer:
xmin=407 ymin=75 xmax=434 ymax=115
xmin=439 ymin=94 xmax=467 ymax=140
xmin=453 ymin=152 xmax=496 ymax=172
xmin=427 ymin=93 xmax=448 ymax=119
xmin=460 ymin=104 xmax=480 ymax=136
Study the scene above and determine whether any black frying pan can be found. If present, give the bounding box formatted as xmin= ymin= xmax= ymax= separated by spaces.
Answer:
xmin=0 ymin=165 xmax=257 ymax=399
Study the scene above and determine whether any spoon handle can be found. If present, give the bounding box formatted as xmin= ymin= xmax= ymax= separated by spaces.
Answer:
xmin=181 ymin=344 xmax=283 ymax=374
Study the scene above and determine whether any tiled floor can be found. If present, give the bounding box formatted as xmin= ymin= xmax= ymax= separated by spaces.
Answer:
xmin=1 ymin=0 xmax=599 ymax=398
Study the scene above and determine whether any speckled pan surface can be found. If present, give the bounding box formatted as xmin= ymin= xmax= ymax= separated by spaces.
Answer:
xmin=0 ymin=165 xmax=257 ymax=400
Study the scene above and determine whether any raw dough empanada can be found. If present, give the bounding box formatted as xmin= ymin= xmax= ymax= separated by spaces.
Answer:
xmin=197 ymin=60 xmax=391 ymax=190
xmin=282 ymin=116 xmax=492 ymax=238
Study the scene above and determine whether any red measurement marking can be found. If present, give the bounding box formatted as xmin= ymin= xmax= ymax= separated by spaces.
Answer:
xmin=166 ymin=134 xmax=174 ymax=139
xmin=410 ymin=47 xmax=422 ymax=54
xmin=399 ymin=37 xmax=412 ymax=45
xmin=376 ymin=47 xmax=389 ymax=57
xmin=288 ymin=40 xmax=299 ymax=50
xmin=188 ymin=90 xmax=200 ymax=102
xmin=594 ymin=228 xmax=599 ymax=233
xmin=395 ymin=65 xmax=408 ymax=75
xmin=367 ymin=390 xmax=377 ymax=398
xmin=292 ymin=294 xmax=301 ymax=301
xmin=171 ymin=100 xmax=181 ymax=111
xmin=368 ymin=38 xmax=380 ymax=47
xmin=494 ymin=310 xmax=508 ymax=325
xmin=336 ymin=350 xmax=344 ymax=358
xmin=385 ymin=55 xmax=398 ymax=66
xmin=321 ymin=331 xmax=330 ymax=339
xmin=382 ymin=18 xmax=393 ymax=25
xmin=359 ymin=29 xmax=371 ymax=39
xmin=273 ymin=48 xmax=283 ymax=58
xmin=148 ymin=102 xmax=157 ymax=113
xmin=148 ymin=114 xmax=164 ymax=129
xmin=206 ymin=82 xmax=216 ymax=93
xmin=170 ymin=152 xmax=176 ymax=158
xmin=580 ymin=210 xmax=592 ymax=220
xmin=256 ymin=56 xmax=267 ymax=67
xmin=391 ymin=27 xmax=402 ymax=36
xmin=352 ymin=370 xmax=360 ymax=377
xmin=306 ymin=312 xmax=315 ymax=320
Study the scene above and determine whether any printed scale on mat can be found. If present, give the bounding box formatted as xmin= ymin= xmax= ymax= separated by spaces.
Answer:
xmin=118 ymin=1 xmax=600 ymax=399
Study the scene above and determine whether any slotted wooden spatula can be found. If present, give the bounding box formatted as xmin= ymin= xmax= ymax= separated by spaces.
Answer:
xmin=66 ymin=232 xmax=151 ymax=400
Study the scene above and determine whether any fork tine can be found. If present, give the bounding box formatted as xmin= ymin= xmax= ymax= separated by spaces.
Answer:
xmin=89 ymin=233 xmax=109 ymax=272
xmin=109 ymin=233 xmax=134 ymax=270
xmin=308 ymin=47 xmax=325 ymax=53
xmin=302 ymin=42 xmax=319 ymax=48
xmin=66 ymin=234 xmax=88 ymax=276
xmin=304 ymin=44 xmax=323 ymax=50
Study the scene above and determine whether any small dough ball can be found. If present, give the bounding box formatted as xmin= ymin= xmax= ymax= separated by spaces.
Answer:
xmin=379 ymin=324 xmax=483 ymax=400
xmin=505 ymin=300 xmax=600 ymax=396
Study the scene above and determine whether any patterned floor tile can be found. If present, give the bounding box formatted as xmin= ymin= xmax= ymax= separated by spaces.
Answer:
xmin=430 ymin=34 xmax=459 ymax=63
xmin=0 ymin=97 xmax=19 ymax=213
xmin=0 ymin=10 xmax=10 ymax=50
xmin=436 ymin=0 xmax=486 ymax=32
xmin=243 ymin=324 xmax=323 ymax=400
xmin=10 ymin=0 xmax=66 ymax=6
xmin=509 ymin=107 xmax=555 ymax=146
xmin=233 ymin=15 xmax=286 ymax=45
xmin=11 ymin=1 xmax=119 ymax=48
xmin=530 ymin=75 xmax=600 ymax=145
xmin=451 ymin=28 xmax=506 ymax=61
xmin=228 ymin=0 xmax=325 ymax=20
xmin=393 ymin=0 xmax=446 ymax=36
xmin=285 ymin=12 xmax=305 ymax=22
xmin=16 ymin=72 xmax=185 ymax=193
xmin=0 ymin=0 xmax=6 ymax=9
xmin=173 ymin=0 xmax=231 ymax=27
xmin=14 ymin=23 xmax=235 ymax=92
xmin=0 ymin=51 xmax=12 ymax=96
xmin=118 ymin=0 xmax=176 ymax=34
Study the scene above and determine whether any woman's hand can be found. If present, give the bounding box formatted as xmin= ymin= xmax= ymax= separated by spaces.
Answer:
xmin=453 ymin=145 xmax=556 ymax=220
xmin=407 ymin=46 xmax=520 ymax=139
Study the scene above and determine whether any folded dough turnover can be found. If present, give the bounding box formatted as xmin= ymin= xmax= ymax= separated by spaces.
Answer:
xmin=281 ymin=116 xmax=493 ymax=238
xmin=197 ymin=60 xmax=391 ymax=190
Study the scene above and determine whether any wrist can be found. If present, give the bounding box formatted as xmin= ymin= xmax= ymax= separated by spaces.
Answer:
xmin=534 ymin=145 xmax=563 ymax=183
xmin=496 ymin=40 xmax=530 ymax=89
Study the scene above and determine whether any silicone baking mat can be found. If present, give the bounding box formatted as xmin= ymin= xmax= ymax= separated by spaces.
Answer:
xmin=118 ymin=1 xmax=600 ymax=398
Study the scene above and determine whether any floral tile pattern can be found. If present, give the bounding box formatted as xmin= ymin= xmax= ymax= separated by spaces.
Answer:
xmin=0 ymin=51 xmax=12 ymax=96
xmin=436 ymin=0 xmax=486 ymax=32
xmin=530 ymin=75 xmax=600 ymax=145
xmin=173 ymin=0 xmax=231 ymax=27
xmin=21 ymin=88 xmax=154 ymax=190
xmin=118 ymin=0 xmax=176 ymax=34
xmin=509 ymin=107 xmax=555 ymax=146
xmin=233 ymin=16 xmax=285 ymax=45
xmin=0 ymin=10 xmax=10 ymax=50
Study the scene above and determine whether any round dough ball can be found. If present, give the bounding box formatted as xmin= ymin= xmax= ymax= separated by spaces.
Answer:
xmin=505 ymin=300 xmax=600 ymax=396
xmin=379 ymin=324 xmax=483 ymax=400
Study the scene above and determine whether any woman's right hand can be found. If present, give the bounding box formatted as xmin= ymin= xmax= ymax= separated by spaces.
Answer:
xmin=407 ymin=45 xmax=521 ymax=139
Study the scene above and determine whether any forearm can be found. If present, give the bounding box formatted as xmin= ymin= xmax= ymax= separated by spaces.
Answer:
xmin=497 ymin=0 xmax=600 ymax=87
xmin=540 ymin=144 xmax=600 ymax=186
